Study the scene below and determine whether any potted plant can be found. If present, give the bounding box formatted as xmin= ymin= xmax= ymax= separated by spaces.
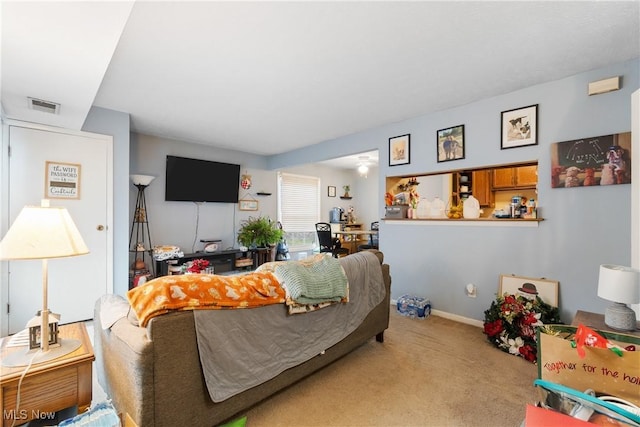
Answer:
xmin=237 ymin=216 xmax=284 ymax=249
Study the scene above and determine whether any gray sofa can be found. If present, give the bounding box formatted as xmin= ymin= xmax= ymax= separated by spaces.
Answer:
xmin=94 ymin=250 xmax=391 ymax=427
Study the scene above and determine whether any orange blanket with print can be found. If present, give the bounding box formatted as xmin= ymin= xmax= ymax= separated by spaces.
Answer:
xmin=127 ymin=272 xmax=286 ymax=327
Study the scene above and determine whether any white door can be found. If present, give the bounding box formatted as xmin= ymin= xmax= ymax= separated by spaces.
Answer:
xmin=7 ymin=124 xmax=112 ymax=333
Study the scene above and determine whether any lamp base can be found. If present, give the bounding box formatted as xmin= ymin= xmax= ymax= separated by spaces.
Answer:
xmin=1 ymin=338 xmax=81 ymax=367
xmin=604 ymin=302 xmax=638 ymax=331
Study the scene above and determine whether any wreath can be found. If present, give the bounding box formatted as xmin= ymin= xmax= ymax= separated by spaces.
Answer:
xmin=483 ymin=293 xmax=561 ymax=363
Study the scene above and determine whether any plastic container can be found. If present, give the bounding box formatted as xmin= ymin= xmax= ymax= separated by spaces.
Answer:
xmin=463 ymin=195 xmax=480 ymax=218
xmin=429 ymin=197 xmax=446 ymax=218
xmin=397 ymin=294 xmax=431 ymax=319
xmin=416 ymin=198 xmax=430 ymax=219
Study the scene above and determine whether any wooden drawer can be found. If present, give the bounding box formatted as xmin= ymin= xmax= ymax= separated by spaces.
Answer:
xmin=2 ymin=367 xmax=78 ymax=426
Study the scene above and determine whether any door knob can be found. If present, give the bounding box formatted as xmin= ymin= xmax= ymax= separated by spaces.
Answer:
xmin=97 ymin=225 xmax=105 ymax=231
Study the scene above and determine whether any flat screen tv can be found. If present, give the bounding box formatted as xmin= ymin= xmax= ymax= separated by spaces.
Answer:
xmin=165 ymin=155 xmax=240 ymax=203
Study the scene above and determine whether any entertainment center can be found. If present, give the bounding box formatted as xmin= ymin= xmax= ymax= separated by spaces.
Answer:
xmin=155 ymin=249 xmax=241 ymax=276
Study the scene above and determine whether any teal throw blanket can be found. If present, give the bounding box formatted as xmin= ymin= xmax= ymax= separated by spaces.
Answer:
xmin=274 ymin=255 xmax=348 ymax=305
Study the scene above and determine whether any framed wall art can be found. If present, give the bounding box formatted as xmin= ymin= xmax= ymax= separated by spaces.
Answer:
xmin=389 ymin=134 xmax=410 ymax=166
xmin=550 ymin=132 xmax=631 ymax=188
xmin=499 ymin=274 xmax=559 ymax=307
xmin=239 ymin=199 xmax=259 ymax=211
xmin=501 ymin=104 xmax=538 ymax=149
xmin=437 ymin=125 xmax=465 ymax=162
xmin=328 ymin=186 xmax=336 ymax=197
xmin=45 ymin=161 xmax=81 ymax=199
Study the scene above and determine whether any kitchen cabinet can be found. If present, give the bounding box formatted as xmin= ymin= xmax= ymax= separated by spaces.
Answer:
xmin=492 ymin=165 xmax=537 ymax=189
xmin=472 ymin=169 xmax=492 ymax=206
xmin=451 ymin=170 xmax=491 ymax=207
xmin=450 ymin=172 xmax=468 ymax=206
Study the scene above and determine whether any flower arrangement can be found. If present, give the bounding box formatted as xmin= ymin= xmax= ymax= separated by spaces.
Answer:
xmin=409 ymin=188 xmax=420 ymax=209
xmin=483 ymin=293 xmax=561 ymax=363
xmin=186 ymin=258 xmax=210 ymax=274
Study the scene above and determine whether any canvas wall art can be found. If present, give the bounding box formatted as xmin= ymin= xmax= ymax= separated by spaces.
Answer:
xmin=550 ymin=132 xmax=631 ymax=188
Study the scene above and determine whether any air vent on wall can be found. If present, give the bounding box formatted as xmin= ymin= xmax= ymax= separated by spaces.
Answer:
xmin=28 ymin=97 xmax=60 ymax=114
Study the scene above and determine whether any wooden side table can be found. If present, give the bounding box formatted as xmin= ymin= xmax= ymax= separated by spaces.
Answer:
xmin=1 ymin=322 xmax=94 ymax=427
xmin=572 ymin=310 xmax=640 ymax=338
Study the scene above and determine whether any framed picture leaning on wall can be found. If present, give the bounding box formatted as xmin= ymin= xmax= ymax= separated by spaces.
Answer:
xmin=499 ymin=274 xmax=559 ymax=307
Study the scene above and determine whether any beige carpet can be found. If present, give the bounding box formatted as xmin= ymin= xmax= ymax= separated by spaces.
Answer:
xmin=243 ymin=310 xmax=539 ymax=427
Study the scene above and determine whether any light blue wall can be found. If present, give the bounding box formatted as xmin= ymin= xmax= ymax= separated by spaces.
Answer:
xmin=82 ymin=106 xmax=130 ymax=296
xmin=90 ymin=58 xmax=637 ymax=324
xmin=130 ymin=133 xmax=268 ymax=256
xmin=269 ymin=58 xmax=639 ymax=323
xmin=130 ymin=134 xmax=370 ymax=254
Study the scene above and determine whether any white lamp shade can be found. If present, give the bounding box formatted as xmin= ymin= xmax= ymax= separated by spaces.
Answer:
xmin=597 ymin=264 xmax=640 ymax=304
xmin=0 ymin=202 xmax=89 ymax=260
xmin=130 ymin=174 xmax=155 ymax=186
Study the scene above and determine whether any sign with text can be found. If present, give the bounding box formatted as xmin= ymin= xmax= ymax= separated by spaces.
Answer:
xmin=45 ymin=161 xmax=81 ymax=199
xmin=538 ymin=325 xmax=640 ymax=406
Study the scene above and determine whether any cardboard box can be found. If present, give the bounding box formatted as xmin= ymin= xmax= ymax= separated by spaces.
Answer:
xmin=537 ymin=325 xmax=640 ymax=406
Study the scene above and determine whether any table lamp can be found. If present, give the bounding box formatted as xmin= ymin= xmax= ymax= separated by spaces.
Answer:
xmin=597 ymin=264 xmax=640 ymax=331
xmin=0 ymin=200 xmax=89 ymax=366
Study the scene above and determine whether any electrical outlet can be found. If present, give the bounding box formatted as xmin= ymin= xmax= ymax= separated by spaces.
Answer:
xmin=465 ymin=283 xmax=477 ymax=298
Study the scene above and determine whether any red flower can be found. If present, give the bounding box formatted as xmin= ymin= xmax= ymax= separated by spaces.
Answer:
xmin=484 ymin=319 xmax=503 ymax=337
xmin=187 ymin=259 xmax=210 ymax=273
xmin=517 ymin=319 xmax=536 ymax=338
xmin=503 ymin=295 xmax=517 ymax=305
xmin=519 ymin=344 xmax=536 ymax=363
xmin=522 ymin=312 xmax=539 ymax=325
xmin=500 ymin=295 xmax=524 ymax=316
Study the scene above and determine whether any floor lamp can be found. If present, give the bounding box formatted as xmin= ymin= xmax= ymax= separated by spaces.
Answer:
xmin=129 ymin=174 xmax=155 ymax=287
xmin=0 ymin=200 xmax=89 ymax=366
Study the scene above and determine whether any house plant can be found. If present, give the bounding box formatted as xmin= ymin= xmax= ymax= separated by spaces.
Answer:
xmin=237 ymin=216 xmax=284 ymax=249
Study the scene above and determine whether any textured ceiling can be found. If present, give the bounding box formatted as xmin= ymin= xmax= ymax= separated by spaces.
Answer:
xmin=2 ymin=1 xmax=639 ymax=159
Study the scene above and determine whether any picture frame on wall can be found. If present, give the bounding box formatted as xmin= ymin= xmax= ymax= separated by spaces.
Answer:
xmin=45 ymin=161 xmax=81 ymax=199
xmin=389 ymin=134 xmax=410 ymax=166
xmin=328 ymin=186 xmax=336 ymax=197
xmin=239 ymin=199 xmax=259 ymax=211
xmin=501 ymin=104 xmax=538 ymax=149
xmin=550 ymin=132 xmax=631 ymax=188
xmin=499 ymin=274 xmax=559 ymax=307
xmin=437 ymin=125 xmax=465 ymax=162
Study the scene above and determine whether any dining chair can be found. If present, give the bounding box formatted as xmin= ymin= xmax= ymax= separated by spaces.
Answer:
xmin=315 ymin=222 xmax=350 ymax=257
xmin=357 ymin=221 xmax=379 ymax=251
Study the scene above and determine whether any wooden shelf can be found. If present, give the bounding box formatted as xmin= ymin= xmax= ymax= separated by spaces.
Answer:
xmin=340 ymin=196 xmax=352 ymax=200
xmin=256 ymin=192 xmax=272 ymax=196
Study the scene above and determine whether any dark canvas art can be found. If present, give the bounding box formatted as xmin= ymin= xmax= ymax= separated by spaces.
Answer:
xmin=550 ymin=132 xmax=631 ymax=188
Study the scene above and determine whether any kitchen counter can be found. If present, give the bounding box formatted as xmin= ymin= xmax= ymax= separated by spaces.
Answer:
xmin=383 ymin=217 xmax=544 ymax=227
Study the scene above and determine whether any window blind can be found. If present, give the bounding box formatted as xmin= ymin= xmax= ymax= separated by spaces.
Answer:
xmin=278 ymin=172 xmax=320 ymax=232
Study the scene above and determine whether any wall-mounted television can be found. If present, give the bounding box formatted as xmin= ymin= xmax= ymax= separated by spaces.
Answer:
xmin=165 ymin=155 xmax=240 ymax=203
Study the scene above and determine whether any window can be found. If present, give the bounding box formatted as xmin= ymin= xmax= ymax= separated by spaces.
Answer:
xmin=277 ymin=172 xmax=320 ymax=251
